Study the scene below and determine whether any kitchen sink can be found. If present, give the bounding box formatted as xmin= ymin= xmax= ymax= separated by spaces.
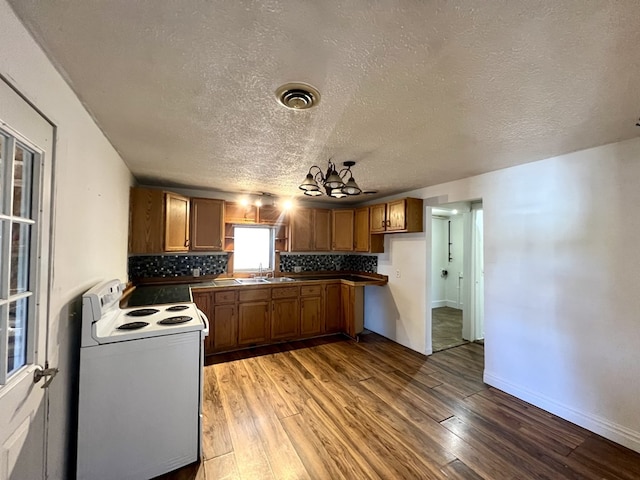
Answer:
xmin=266 ymin=277 xmax=296 ymax=283
xmin=212 ymin=278 xmax=241 ymax=287
xmin=236 ymin=278 xmax=269 ymax=284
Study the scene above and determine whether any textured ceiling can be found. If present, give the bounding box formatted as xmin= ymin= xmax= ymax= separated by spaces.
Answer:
xmin=8 ymin=0 xmax=640 ymax=203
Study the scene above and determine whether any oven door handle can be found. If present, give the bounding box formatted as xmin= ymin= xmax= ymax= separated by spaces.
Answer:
xmin=197 ymin=308 xmax=210 ymax=337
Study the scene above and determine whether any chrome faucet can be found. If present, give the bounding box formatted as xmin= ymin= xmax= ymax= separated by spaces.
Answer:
xmin=252 ymin=263 xmax=273 ymax=280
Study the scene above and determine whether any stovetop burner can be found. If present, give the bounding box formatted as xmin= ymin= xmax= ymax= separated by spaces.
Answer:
xmin=126 ymin=308 xmax=160 ymax=317
xmin=158 ymin=316 xmax=192 ymax=325
xmin=117 ymin=321 xmax=149 ymax=330
xmin=166 ymin=305 xmax=189 ymax=312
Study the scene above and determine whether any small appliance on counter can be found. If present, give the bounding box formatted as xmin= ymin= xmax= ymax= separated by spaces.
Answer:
xmin=77 ymin=279 xmax=209 ymax=480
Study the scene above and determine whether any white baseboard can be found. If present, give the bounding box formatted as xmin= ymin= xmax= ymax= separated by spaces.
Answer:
xmin=431 ymin=300 xmax=447 ymax=308
xmin=484 ymin=371 xmax=640 ymax=454
xmin=445 ymin=301 xmax=462 ymax=309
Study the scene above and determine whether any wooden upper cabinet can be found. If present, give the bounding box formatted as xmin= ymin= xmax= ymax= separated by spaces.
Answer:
xmin=224 ymin=202 xmax=257 ymax=224
xmin=332 ymin=209 xmax=355 ymax=251
xmin=369 ymin=198 xmax=423 ymax=234
xmin=369 ymin=203 xmax=387 ymax=233
xmin=314 ymin=209 xmax=331 ymax=251
xmin=290 ymin=207 xmax=331 ymax=252
xmin=165 ymin=192 xmax=190 ymax=251
xmin=129 ymin=187 xmax=164 ymax=254
xmin=129 ymin=187 xmax=190 ymax=253
xmin=354 ymin=207 xmax=370 ymax=252
xmin=258 ymin=205 xmax=288 ymax=225
xmin=290 ymin=207 xmax=314 ymax=251
xmin=190 ymin=198 xmax=224 ymax=251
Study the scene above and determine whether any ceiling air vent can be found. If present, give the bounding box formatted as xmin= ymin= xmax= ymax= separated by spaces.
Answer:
xmin=276 ymin=83 xmax=320 ymax=110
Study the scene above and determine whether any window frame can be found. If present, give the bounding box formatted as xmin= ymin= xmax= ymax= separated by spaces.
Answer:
xmin=0 ymin=127 xmax=44 ymax=385
xmin=232 ymin=224 xmax=276 ymax=273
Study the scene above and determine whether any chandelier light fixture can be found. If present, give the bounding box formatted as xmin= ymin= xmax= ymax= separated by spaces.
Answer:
xmin=298 ymin=160 xmax=363 ymax=197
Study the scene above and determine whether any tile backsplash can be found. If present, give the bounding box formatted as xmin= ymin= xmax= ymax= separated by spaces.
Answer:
xmin=129 ymin=254 xmax=229 ymax=280
xmin=129 ymin=253 xmax=377 ymax=280
xmin=280 ymin=254 xmax=377 ymax=273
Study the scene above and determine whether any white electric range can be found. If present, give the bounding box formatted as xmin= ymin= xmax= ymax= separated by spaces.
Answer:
xmin=77 ymin=280 xmax=209 ymax=480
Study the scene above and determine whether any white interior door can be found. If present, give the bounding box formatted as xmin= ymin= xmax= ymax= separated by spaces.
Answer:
xmin=0 ymin=78 xmax=54 ymax=480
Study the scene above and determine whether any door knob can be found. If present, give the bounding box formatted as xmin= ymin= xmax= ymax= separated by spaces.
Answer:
xmin=33 ymin=365 xmax=59 ymax=389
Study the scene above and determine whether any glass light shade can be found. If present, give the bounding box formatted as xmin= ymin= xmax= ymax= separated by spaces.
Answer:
xmin=325 ymin=170 xmax=344 ymax=189
xmin=341 ymin=176 xmax=361 ymax=195
xmin=304 ymin=189 xmax=323 ymax=196
xmin=330 ymin=188 xmax=347 ymax=198
xmin=299 ymin=173 xmax=319 ymax=191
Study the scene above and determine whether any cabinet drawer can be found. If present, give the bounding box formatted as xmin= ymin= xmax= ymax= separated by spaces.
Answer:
xmin=271 ymin=286 xmax=299 ymax=299
xmin=300 ymin=284 xmax=322 ymax=296
xmin=239 ymin=288 xmax=270 ymax=302
xmin=214 ymin=290 xmax=237 ymax=304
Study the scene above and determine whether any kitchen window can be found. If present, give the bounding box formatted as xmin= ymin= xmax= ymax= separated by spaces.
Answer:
xmin=233 ymin=225 xmax=275 ymax=273
xmin=0 ymin=130 xmax=42 ymax=384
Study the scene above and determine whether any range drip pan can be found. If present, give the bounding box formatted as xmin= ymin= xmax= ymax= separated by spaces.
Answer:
xmin=126 ymin=308 xmax=159 ymax=317
xmin=158 ymin=316 xmax=192 ymax=325
xmin=117 ymin=321 xmax=149 ymax=330
xmin=166 ymin=305 xmax=189 ymax=312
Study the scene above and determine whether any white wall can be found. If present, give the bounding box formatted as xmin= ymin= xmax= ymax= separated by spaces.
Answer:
xmin=364 ymin=136 xmax=640 ymax=453
xmin=1 ymin=1 xmax=133 ymax=477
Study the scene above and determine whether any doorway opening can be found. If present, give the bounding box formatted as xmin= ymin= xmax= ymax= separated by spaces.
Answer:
xmin=430 ymin=201 xmax=484 ymax=352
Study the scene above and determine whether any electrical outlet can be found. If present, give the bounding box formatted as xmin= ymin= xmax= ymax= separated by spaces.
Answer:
xmin=395 ymin=269 xmax=401 ymax=278
xmin=294 ymin=266 xmax=302 ymax=273
xmin=192 ymin=268 xmax=201 ymax=277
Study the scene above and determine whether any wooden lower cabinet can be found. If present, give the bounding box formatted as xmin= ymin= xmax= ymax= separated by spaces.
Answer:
xmin=325 ymin=283 xmax=342 ymax=333
xmin=192 ymin=291 xmax=215 ymax=353
xmin=300 ymin=296 xmax=323 ymax=337
xmin=212 ymin=304 xmax=238 ymax=351
xmin=238 ymin=301 xmax=270 ymax=346
xmin=198 ymin=280 xmax=369 ymax=355
xmin=341 ymin=284 xmax=364 ymax=338
xmin=271 ymin=298 xmax=299 ymax=340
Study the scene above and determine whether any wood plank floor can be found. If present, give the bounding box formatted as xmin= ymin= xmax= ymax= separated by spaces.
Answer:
xmin=156 ymin=333 xmax=640 ymax=480
xmin=432 ymin=306 xmax=467 ymax=352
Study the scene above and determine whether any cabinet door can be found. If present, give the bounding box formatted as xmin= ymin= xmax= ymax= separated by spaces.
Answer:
xmin=224 ymin=202 xmax=257 ymax=224
xmin=332 ymin=209 xmax=354 ymax=251
xmin=301 ymin=296 xmax=323 ymax=337
xmin=354 ymin=207 xmax=370 ymax=252
xmin=271 ymin=298 xmax=299 ymax=340
xmin=213 ymin=304 xmax=238 ymax=352
xmin=340 ymin=284 xmax=353 ymax=336
xmin=129 ymin=187 xmax=164 ymax=254
xmin=290 ymin=207 xmax=314 ymax=251
xmin=190 ymin=198 xmax=224 ymax=251
xmin=314 ymin=209 xmax=331 ymax=251
xmin=238 ymin=301 xmax=270 ymax=346
xmin=386 ymin=199 xmax=406 ymax=232
xmin=258 ymin=205 xmax=288 ymax=225
xmin=192 ymin=291 xmax=215 ymax=353
xmin=341 ymin=284 xmax=364 ymax=338
xmin=325 ymin=283 xmax=342 ymax=333
xmin=369 ymin=204 xmax=387 ymax=233
xmin=165 ymin=192 xmax=190 ymax=251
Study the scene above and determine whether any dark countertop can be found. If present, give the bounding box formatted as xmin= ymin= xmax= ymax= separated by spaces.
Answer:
xmin=122 ymin=284 xmax=192 ymax=307
xmin=128 ymin=272 xmax=388 ymax=304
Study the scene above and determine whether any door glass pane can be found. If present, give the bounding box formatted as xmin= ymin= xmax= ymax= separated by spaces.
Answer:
xmin=13 ymin=144 xmax=34 ymax=219
xmin=11 ymin=222 xmax=31 ymax=295
xmin=8 ymin=298 xmax=29 ymax=374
